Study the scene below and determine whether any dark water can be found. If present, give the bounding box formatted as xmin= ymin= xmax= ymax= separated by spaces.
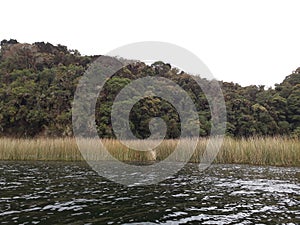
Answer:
xmin=0 ymin=161 xmax=299 ymax=225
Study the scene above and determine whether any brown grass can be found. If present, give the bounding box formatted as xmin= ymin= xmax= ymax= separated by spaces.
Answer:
xmin=0 ymin=137 xmax=299 ymax=167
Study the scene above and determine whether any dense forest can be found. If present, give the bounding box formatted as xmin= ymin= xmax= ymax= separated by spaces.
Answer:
xmin=0 ymin=39 xmax=300 ymax=138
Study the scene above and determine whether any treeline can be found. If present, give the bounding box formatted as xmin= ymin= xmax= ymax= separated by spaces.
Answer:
xmin=0 ymin=39 xmax=299 ymax=138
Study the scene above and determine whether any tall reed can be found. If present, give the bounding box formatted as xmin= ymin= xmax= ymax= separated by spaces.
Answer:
xmin=216 ymin=136 xmax=300 ymax=166
xmin=0 ymin=137 xmax=299 ymax=166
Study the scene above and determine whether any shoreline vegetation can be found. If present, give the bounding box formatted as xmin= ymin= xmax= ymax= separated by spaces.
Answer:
xmin=0 ymin=40 xmax=300 ymax=168
xmin=0 ymin=137 xmax=299 ymax=167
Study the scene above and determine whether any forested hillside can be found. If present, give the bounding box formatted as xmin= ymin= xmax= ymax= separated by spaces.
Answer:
xmin=0 ymin=39 xmax=299 ymax=138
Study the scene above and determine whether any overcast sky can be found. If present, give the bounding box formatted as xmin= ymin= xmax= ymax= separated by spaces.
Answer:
xmin=1 ymin=0 xmax=300 ymax=87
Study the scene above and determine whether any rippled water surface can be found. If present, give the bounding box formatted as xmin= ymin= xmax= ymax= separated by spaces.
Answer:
xmin=0 ymin=161 xmax=299 ymax=224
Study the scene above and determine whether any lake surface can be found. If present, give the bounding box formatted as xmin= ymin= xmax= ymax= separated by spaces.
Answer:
xmin=0 ymin=161 xmax=299 ymax=224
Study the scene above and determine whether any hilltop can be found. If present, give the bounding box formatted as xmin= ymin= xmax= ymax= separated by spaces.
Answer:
xmin=0 ymin=39 xmax=300 ymax=138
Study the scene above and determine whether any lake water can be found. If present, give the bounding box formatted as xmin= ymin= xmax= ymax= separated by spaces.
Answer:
xmin=0 ymin=161 xmax=299 ymax=224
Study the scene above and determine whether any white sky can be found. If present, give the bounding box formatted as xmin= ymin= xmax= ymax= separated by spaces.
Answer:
xmin=1 ymin=0 xmax=300 ymax=87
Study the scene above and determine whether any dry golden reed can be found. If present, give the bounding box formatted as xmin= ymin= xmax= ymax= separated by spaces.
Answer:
xmin=0 ymin=137 xmax=299 ymax=166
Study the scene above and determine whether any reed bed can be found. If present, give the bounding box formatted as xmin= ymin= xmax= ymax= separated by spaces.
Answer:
xmin=0 ymin=138 xmax=81 ymax=161
xmin=0 ymin=137 xmax=299 ymax=167
xmin=216 ymin=136 xmax=300 ymax=167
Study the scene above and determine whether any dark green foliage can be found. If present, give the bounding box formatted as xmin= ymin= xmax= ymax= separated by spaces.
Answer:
xmin=0 ymin=40 xmax=300 ymax=138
